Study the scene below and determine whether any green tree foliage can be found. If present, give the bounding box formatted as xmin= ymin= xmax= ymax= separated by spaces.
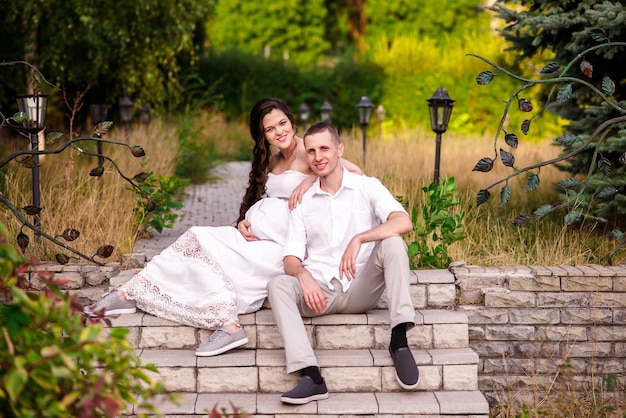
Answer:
xmin=491 ymin=0 xmax=626 ymax=226
xmin=197 ymin=50 xmax=384 ymax=129
xmin=207 ymin=0 xmax=331 ymax=67
xmin=364 ymin=0 xmax=485 ymax=44
xmin=0 ymin=0 xmax=212 ymax=113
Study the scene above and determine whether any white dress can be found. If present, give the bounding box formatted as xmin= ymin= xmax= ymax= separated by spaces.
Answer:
xmin=119 ymin=170 xmax=308 ymax=329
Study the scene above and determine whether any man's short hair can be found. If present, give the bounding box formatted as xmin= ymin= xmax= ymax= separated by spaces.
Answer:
xmin=303 ymin=122 xmax=340 ymax=146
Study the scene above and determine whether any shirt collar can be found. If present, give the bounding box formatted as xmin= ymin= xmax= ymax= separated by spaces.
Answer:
xmin=312 ymin=166 xmax=357 ymax=196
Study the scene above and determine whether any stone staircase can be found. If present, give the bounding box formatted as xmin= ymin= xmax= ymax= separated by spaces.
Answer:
xmin=93 ymin=267 xmax=489 ymax=417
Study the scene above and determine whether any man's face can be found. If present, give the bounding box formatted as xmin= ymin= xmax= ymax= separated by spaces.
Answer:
xmin=305 ymin=130 xmax=344 ymax=177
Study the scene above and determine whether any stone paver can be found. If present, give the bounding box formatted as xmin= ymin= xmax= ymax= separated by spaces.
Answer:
xmin=132 ymin=161 xmax=250 ymax=259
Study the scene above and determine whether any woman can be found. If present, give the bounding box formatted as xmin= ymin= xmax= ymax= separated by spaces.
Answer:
xmin=87 ymin=98 xmax=362 ymax=357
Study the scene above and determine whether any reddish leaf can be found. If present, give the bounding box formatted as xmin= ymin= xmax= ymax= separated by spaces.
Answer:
xmin=17 ymin=232 xmax=29 ymax=253
xmin=18 ymin=156 xmax=37 ymax=169
xmin=94 ymin=245 xmax=114 ymax=258
xmin=472 ymin=157 xmax=494 ymax=172
xmin=512 ymin=214 xmax=532 ymax=227
xmin=93 ymin=121 xmax=114 ymax=136
xmin=58 ymin=228 xmax=80 ymax=241
xmin=132 ymin=172 xmax=151 ymax=183
xmin=55 ymin=254 xmax=70 ymax=265
xmin=90 ymin=166 xmax=104 ymax=177
xmin=22 ymin=205 xmax=42 ymax=216
xmin=500 ymin=149 xmax=515 ymax=168
xmin=580 ymin=59 xmax=593 ymax=78
xmin=131 ymin=145 xmax=146 ymax=157
xmin=209 ymin=404 xmax=222 ymax=418
xmin=521 ymin=119 xmax=531 ymax=135
xmin=46 ymin=132 xmax=64 ymax=145
xmin=518 ymin=98 xmax=533 ymax=112
xmin=504 ymin=132 xmax=518 ymax=148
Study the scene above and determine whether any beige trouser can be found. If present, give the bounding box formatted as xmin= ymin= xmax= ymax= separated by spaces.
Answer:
xmin=267 ymin=236 xmax=416 ymax=373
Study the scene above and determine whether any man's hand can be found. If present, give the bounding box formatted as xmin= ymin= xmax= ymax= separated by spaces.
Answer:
xmin=237 ymin=220 xmax=258 ymax=241
xmin=339 ymin=235 xmax=362 ymax=281
xmin=297 ymin=269 xmax=328 ymax=313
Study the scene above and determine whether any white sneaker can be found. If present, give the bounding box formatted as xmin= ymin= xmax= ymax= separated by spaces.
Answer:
xmin=195 ymin=327 xmax=249 ymax=357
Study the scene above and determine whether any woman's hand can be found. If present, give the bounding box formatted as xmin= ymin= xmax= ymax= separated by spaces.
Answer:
xmin=288 ymin=175 xmax=316 ymax=210
xmin=237 ymin=220 xmax=258 ymax=241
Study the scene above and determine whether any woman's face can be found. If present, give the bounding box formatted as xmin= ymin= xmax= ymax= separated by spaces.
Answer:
xmin=262 ymin=108 xmax=295 ymax=150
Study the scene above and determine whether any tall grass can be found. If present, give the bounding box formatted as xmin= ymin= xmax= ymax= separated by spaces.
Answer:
xmin=0 ymin=119 xmax=178 ymax=262
xmin=1 ymin=113 xmax=622 ymax=266
xmin=341 ymin=125 xmax=622 ymax=266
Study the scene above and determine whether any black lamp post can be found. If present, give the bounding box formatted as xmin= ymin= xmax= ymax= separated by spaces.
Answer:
xmin=16 ymin=94 xmax=49 ymax=231
xmin=141 ymin=105 xmax=152 ymax=125
xmin=427 ymin=88 xmax=455 ymax=184
xmin=119 ymin=96 xmax=134 ymax=142
xmin=299 ymin=102 xmax=310 ymax=132
xmin=89 ymin=103 xmax=109 ymax=167
xmin=376 ymin=104 xmax=385 ymax=140
xmin=356 ymin=95 xmax=373 ymax=166
xmin=320 ymin=100 xmax=333 ymax=123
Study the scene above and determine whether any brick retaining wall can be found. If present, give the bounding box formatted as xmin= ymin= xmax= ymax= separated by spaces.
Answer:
xmin=450 ymin=261 xmax=626 ymax=406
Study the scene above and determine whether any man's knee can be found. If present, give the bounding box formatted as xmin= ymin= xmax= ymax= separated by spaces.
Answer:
xmin=267 ymin=275 xmax=296 ymax=297
xmin=380 ymin=235 xmax=408 ymax=253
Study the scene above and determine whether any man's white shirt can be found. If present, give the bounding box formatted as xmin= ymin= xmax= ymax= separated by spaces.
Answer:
xmin=282 ymin=168 xmax=407 ymax=291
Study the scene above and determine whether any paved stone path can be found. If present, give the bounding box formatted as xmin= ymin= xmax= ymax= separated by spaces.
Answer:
xmin=132 ymin=161 xmax=250 ymax=260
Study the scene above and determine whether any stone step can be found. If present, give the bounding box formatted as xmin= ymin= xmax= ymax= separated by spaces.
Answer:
xmin=108 ymin=308 xmax=469 ymax=351
xmin=139 ymin=390 xmax=489 ymax=417
xmin=137 ymin=346 xmax=479 ymax=394
xmin=80 ymin=267 xmax=460 ymax=311
xmin=94 ymin=268 xmax=489 ymax=416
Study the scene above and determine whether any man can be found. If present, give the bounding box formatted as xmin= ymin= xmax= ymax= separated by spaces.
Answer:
xmin=267 ymin=122 xmax=419 ymax=405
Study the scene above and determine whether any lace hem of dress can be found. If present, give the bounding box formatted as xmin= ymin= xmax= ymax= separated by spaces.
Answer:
xmin=171 ymin=228 xmax=235 ymax=291
xmin=122 ymin=275 xmax=238 ymax=329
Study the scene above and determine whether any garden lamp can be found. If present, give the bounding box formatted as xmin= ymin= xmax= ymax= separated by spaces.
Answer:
xmin=320 ymin=100 xmax=333 ymax=123
xmin=356 ymin=95 xmax=374 ymax=166
xmin=119 ymin=96 xmax=134 ymax=142
xmin=427 ymin=88 xmax=455 ymax=184
xmin=16 ymin=94 xmax=49 ymax=232
xmin=299 ymin=102 xmax=310 ymax=132
xmin=141 ymin=105 xmax=151 ymax=125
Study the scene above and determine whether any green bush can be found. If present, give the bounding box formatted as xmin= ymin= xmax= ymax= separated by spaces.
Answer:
xmin=132 ymin=172 xmax=189 ymax=235
xmin=405 ymin=177 xmax=466 ymax=269
xmin=0 ymin=225 xmax=169 ymax=417
xmin=175 ymin=114 xmax=218 ymax=183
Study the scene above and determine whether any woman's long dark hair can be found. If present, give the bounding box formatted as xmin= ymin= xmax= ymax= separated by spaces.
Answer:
xmin=236 ymin=98 xmax=295 ymax=224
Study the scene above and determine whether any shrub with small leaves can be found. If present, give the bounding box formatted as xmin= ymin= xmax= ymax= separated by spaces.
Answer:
xmin=405 ymin=177 xmax=466 ymax=269
xmin=0 ymin=224 xmax=169 ymax=417
xmin=131 ymin=172 xmax=189 ymax=236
